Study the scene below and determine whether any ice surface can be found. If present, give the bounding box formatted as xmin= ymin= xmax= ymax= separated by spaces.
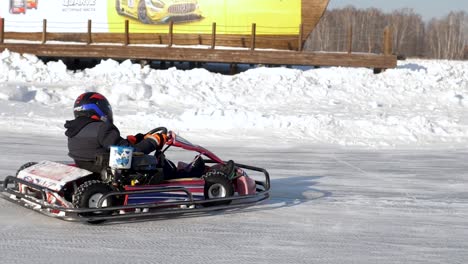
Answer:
xmin=0 ymin=50 xmax=467 ymax=263
xmin=0 ymin=134 xmax=467 ymax=264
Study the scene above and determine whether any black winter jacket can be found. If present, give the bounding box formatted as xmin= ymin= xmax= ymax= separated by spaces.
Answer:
xmin=64 ymin=116 xmax=158 ymax=172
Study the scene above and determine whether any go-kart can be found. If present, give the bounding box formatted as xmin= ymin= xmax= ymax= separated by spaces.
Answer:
xmin=0 ymin=127 xmax=270 ymax=223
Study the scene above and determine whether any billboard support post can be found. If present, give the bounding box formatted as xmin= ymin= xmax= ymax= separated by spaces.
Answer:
xmin=383 ymin=26 xmax=393 ymax=55
xmin=87 ymin=20 xmax=92 ymax=45
xmin=250 ymin=23 xmax=256 ymax=51
xmin=298 ymin=24 xmax=303 ymax=52
xmin=124 ymin=20 xmax=129 ymax=46
xmin=168 ymin=21 xmax=174 ymax=47
xmin=41 ymin=19 xmax=47 ymax=44
xmin=211 ymin=22 xmax=216 ymax=49
xmin=0 ymin=18 xmax=4 ymax=44
xmin=347 ymin=24 xmax=353 ymax=54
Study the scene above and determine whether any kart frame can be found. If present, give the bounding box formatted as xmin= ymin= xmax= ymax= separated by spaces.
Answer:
xmin=0 ymin=162 xmax=270 ymax=223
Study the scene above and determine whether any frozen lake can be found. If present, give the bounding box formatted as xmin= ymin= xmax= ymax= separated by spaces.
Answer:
xmin=0 ymin=134 xmax=467 ymax=263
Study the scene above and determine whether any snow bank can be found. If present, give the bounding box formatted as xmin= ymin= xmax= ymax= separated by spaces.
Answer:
xmin=0 ymin=49 xmax=467 ymax=148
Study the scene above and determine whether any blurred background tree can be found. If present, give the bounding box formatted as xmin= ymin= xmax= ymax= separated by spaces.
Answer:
xmin=305 ymin=6 xmax=467 ymax=60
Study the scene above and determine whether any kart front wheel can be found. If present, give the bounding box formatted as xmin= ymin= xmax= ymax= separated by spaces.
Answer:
xmin=203 ymin=171 xmax=234 ymax=207
xmin=72 ymin=180 xmax=115 ymax=223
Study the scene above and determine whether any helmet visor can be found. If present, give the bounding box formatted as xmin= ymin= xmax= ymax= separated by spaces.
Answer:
xmin=74 ymin=103 xmax=111 ymax=122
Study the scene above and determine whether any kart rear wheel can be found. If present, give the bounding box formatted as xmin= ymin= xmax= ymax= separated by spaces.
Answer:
xmin=72 ymin=180 xmax=115 ymax=224
xmin=203 ymin=171 xmax=234 ymax=207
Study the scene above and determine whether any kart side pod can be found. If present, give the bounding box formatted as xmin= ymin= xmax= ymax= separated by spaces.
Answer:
xmin=235 ymin=175 xmax=256 ymax=195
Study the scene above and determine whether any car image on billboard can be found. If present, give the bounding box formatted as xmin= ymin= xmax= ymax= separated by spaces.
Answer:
xmin=115 ymin=0 xmax=203 ymax=24
xmin=9 ymin=0 xmax=38 ymax=14
xmin=9 ymin=0 xmax=27 ymax=14
xmin=27 ymin=0 xmax=38 ymax=9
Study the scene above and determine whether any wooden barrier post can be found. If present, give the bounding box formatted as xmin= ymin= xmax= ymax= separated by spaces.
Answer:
xmin=211 ymin=22 xmax=216 ymax=49
xmin=168 ymin=21 xmax=174 ymax=47
xmin=41 ymin=19 xmax=47 ymax=44
xmin=347 ymin=24 xmax=353 ymax=54
xmin=250 ymin=23 xmax=256 ymax=50
xmin=124 ymin=20 xmax=129 ymax=46
xmin=383 ymin=26 xmax=393 ymax=55
xmin=0 ymin=18 xmax=4 ymax=44
xmin=298 ymin=23 xmax=303 ymax=52
xmin=87 ymin=20 xmax=92 ymax=45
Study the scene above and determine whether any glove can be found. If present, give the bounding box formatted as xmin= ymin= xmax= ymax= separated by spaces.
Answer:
xmin=126 ymin=133 xmax=145 ymax=144
xmin=144 ymin=133 xmax=167 ymax=149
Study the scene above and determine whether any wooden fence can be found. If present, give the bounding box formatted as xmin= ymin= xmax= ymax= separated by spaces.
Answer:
xmin=0 ymin=18 xmax=397 ymax=71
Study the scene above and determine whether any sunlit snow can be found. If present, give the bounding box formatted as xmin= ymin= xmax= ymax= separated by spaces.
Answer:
xmin=1 ymin=49 xmax=466 ymax=148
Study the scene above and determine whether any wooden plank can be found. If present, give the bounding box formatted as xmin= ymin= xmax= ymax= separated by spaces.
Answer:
xmin=0 ymin=43 xmax=397 ymax=69
xmin=4 ymin=32 xmax=300 ymax=50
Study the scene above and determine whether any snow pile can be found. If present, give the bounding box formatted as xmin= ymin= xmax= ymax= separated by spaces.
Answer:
xmin=0 ymin=49 xmax=467 ymax=148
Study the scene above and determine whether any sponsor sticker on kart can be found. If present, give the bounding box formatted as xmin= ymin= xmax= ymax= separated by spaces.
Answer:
xmin=17 ymin=161 xmax=92 ymax=191
xmin=109 ymin=145 xmax=133 ymax=169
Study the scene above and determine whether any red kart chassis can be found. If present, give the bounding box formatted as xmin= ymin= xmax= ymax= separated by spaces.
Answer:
xmin=0 ymin=132 xmax=270 ymax=223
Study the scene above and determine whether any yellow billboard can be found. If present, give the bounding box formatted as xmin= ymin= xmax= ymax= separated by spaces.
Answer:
xmin=110 ymin=0 xmax=302 ymax=35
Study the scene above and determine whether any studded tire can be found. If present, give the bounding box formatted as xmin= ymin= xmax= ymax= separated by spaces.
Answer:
xmin=203 ymin=170 xmax=234 ymax=207
xmin=72 ymin=180 xmax=115 ymax=223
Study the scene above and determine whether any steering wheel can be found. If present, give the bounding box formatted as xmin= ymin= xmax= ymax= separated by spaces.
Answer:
xmin=145 ymin=126 xmax=173 ymax=150
xmin=146 ymin=127 xmax=168 ymax=135
xmin=145 ymin=127 xmax=172 ymax=164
